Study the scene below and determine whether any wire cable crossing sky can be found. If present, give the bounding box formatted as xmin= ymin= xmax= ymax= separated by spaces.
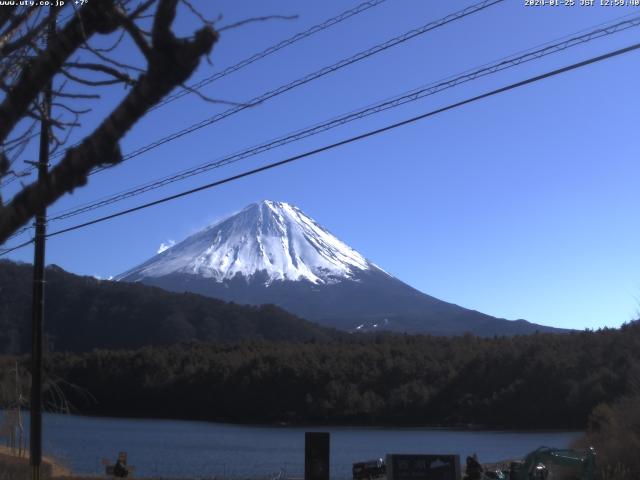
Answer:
xmin=0 ymin=0 xmax=388 ymax=188
xmin=89 ymin=0 xmax=505 ymax=176
xmin=39 ymin=14 xmax=640 ymax=227
xmin=2 ymin=0 xmax=639 ymax=330
xmin=3 ymin=39 xmax=638 ymax=259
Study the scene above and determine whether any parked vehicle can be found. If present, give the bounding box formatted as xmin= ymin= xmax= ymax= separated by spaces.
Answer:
xmin=353 ymin=458 xmax=386 ymax=480
xmin=507 ymin=447 xmax=596 ymax=480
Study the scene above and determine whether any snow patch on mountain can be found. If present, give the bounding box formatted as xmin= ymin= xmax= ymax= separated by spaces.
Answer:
xmin=116 ymin=201 xmax=383 ymax=285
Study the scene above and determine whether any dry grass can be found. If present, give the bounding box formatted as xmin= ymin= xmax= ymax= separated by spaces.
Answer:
xmin=0 ymin=444 xmax=72 ymax=478
xmin=0 ymin=449 xmax=259 ymax=480
xmin=573 ymin=395 xmax=640 ymax=480
xmin=0 ymin=451 xmax=53 ymax=480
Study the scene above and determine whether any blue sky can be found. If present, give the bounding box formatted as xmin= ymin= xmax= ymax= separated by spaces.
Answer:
xmin=3 ymin=0 xmax=640 ymax=330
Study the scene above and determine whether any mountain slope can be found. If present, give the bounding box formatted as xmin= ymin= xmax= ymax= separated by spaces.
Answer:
xmin=0 ymin=260 xmax=339 ymax=354
xmin=118 ymin=201 xmax=563 ymax=336
xmin=116 ymin=200 xmax=381 ymax=285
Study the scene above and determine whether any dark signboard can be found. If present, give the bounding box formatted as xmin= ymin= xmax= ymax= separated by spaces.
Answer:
xmin=386 ymin=454 xmax=461 ymax=480
xmin=305 ymin=432 xmax=330 ymax=480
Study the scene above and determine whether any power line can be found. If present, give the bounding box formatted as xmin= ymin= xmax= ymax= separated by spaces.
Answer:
xmin=44 ymin=15 xmax=640 ymax=224
xmin=5 ymin=225 xmax=32 ymax=241
xmin=0 ymin=238 xmax=34 ymax=256
xmin=2 ymin=0 xmax=503 ymax=242
xmin=0 ymin=40 xmax=631 ymax=253
xmin=0 ymin=8 xmax=82 ymax=189
xmin=152 ymin=0 xmax=389 ymax=110
xmin=1 ymin=0 xmax=389 ymax=188
xmin=88 ymin=0 xmax=504 ymax=176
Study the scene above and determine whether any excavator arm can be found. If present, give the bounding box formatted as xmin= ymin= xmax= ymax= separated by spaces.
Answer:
xmin=510 ymin=446 xmax=596 ymax=480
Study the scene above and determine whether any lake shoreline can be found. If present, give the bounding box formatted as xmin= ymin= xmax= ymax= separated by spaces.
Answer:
xmin=4 ymin=411 xmax=582 ymax=478
xmin=55 ymin=409 xmax=584 ymax=433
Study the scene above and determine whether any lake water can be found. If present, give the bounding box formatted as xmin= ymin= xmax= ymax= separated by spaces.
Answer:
xmin=12 ymin=413 xmax=580 ymax=479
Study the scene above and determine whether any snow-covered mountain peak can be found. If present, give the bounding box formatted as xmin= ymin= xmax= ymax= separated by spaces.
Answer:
xmin=116 ymin=200 xmax=378 ymax=285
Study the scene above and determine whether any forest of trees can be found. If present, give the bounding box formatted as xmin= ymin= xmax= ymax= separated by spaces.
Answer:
xmin=0 ymin=260 xmax=339 ymax=353
xmin=2 ymin=257 xmax=639 ymax=432
xmin=1 ymin=320 xmax=637 ymax=430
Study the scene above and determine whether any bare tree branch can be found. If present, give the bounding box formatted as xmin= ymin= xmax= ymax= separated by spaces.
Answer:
xmin=114 ymin=7 xmax=153 ymax=60
xmin=86 ymin=28 xmax=126 ymax=53
xmin=0 ymin=0 xmax=219 ymax=243
xmin=0 ymin=6 xmax=19 ymax=32
xmin=181 ymin=0 xmax=216 ymax=26
xmin=49 ymin=89 xmax=101 ymax=100
xmin=0 ymin=9 xmax=51 ymax=57
xmin=217 ymin=15 xmax=298 ymax=33
xmin=60 ymin=66 xmax=132 ymax=87
xmin=51 ymin=102 xmax=92 ymax=116
xmin=178 ymin=81 xmax=249 ymax=107
xmin=129 ymin=0 xmax=158 ymax=19
xmin=0 ymin=6 xmax=37 ymax=51
xmin=0 ymin=0 xmax=122 ymax=143
xmin=0 ymin=153 xmax=8 ymax=177
xmin=80 ymin=40 xmax=146 ymax=73
xmin=64 ymin=62 xmax=135 ymax=84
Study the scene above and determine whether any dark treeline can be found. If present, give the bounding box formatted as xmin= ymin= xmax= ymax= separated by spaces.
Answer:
xmin=0 ymin=260 xmax=339 ymax=353
xmin=15 ymin=321 xmax=639 ymax=430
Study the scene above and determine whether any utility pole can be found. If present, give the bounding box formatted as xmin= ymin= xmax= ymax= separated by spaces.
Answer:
xmin=30 ymin=8 xmax=54 ymax=480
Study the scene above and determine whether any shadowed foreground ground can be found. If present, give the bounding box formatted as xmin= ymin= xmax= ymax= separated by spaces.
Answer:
xmin=0 ymin=445 xmax=71 ymax=478
xmin=0 ymin=446 xmax=276 ymax=480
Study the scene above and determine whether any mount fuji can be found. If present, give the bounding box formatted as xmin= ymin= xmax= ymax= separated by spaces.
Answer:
xmin=116 ymin=201 xmax=561 ymax=336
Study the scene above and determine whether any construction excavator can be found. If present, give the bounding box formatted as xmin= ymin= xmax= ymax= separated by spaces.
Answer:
xmin=351 ymin=446 xmax=596 ymax=480
xmin=463 ymin=447 xmax=596 ymax=480
xmin=505 ymin=446 xmax=596 ymax=480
